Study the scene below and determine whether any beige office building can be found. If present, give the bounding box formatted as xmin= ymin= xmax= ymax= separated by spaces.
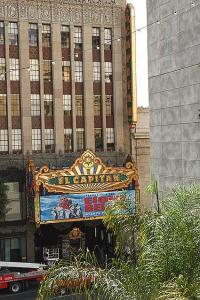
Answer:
xmin=0 ymin=0 xmax=139 ymax=262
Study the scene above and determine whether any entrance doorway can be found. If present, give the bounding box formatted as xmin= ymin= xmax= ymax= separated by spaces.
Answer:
xmin=34 ymin=220 xmax=115 ymax=266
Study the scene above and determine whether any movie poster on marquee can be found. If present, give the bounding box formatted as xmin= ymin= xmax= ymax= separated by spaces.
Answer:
xmin=40 ymin=190 xmax=135 ymax=222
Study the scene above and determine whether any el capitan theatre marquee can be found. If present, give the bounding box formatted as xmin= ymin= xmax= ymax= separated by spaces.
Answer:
xmin=27 ymin=150 xmax=139 ymax=225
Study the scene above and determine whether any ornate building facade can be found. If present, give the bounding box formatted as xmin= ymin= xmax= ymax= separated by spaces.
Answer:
xmin=0 ymin=0 xmax=135 ymax=262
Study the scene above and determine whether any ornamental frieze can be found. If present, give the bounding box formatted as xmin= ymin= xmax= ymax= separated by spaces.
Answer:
xmin=34 ymin=150 xmax=139 ymax=194
xmin=0 ymin=0 xmax=123 ymax=26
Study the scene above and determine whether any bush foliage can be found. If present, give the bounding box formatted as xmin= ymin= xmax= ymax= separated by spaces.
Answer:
xmin=37 ymin=185 xmax=200 ymax=300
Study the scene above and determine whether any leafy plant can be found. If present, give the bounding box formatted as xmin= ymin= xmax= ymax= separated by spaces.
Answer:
xmin=37 ymin=185 xmax=200 ymax=300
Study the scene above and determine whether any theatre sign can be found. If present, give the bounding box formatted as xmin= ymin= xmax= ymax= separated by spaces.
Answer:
xmin=28 ymin=150 xmax=139 ymax=224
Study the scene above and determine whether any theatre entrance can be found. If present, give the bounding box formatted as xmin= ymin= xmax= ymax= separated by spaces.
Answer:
xmin=27 ymin=150 xmax=139 ymax=264
xmin=35 ymin=220 xmax=115 ymax=266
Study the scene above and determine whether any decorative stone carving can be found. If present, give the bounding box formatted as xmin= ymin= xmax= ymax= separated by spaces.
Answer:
xmin=60 ymin=4 xmax=70 ymax=23
xmin=83 ymin=6 xmax=92 ymax=24
xmin=113 ymin=7 xmax=122 ymax=26
xmin=0 ymin=0 xmax=124 ymax=26
xmin=91 ymin=8 xmax=102 ymax=25
xmin=28 ymin=4 xmax=38 ymax=20
xmin=0 ymin=2 xmax=5 ymax=18
xmin=19 ymin=2 xmax=28 ymax=19
xmin=104 ymin=8 xmax=113 ymax=25
xmin=7 ymin=2 xmax=19 ymax=18
xmin=70 ymin=5 xmax=82 ymax=24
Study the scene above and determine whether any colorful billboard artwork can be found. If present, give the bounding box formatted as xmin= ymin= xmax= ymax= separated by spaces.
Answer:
xmin=40 ymin=190 xmax=135 ymax=223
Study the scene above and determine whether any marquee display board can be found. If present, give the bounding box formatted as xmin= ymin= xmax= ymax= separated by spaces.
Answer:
xmin=31 ymin=150 xmax=139 ymax=224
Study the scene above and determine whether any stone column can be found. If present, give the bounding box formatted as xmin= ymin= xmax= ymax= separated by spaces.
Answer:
xmin=19 ymin=21 xmax=32 ymax=154
xmin=52 ymin=23 xmax=64 ymax=153
xmin=70 ymin=25 xmax=77 ymax=151
xmin=112 ymin=26 xmax=124 ymax=152
xmin=4 ymin=22 xmax=12 ymax=154
xmin=83 ymin=25 xmax=95 ymax=151
xmin=100 ymin=27 xmax=107 ymax=151
xmin=38 ymin=23 xmax=45 ymax=153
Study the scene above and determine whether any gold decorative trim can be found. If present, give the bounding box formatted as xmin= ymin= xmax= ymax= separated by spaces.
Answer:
xmin=35 ymin=150 xmax=139 ymax=194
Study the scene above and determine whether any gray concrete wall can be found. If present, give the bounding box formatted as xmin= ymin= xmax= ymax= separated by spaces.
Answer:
xmin=147 ymin=0 xmax=200 ymax=192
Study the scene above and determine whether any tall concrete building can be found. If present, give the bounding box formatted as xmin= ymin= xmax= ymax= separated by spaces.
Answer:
xmin=0 ymin=0 xmax=138 ymax=262
xmin=147 ymin=0 xmax=200 ymax=193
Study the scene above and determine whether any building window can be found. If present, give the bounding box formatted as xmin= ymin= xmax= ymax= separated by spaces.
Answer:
xmin=74 ymin=27 xmax=82 ymax=49
xmin=106 ymin=128 xmax=115 ymax=150
xmin=5 ymin=183 xmax=22 ymax=222
xmin=92 ymin=28 xmax=100 ymax=49
xmin=76 ymin=128 xmax=84 ymax=151
xmin=0 ymin=129 xmax=8 ymax=152
xmin=94 ymin=95 xmax=101 ymax=116
xmin=29 ymin=24 xmax=38 ymax=46
xmin=0 ymin=94 xmax=7 ymax=116
xmin=93 ymin=62 xmax=101 ymax=81
xmin=61 ymin=25 xmax=70 ymax=48
xmin=12 ymin=129 xmax=22 ymax=152
xmin=32 ymin=129 xmax=41 ymax=151
xmin=30 ymin=59 xmax=39 ymax=81
xmin=64 ymin=128 xmax=72 ymax=152
xmin=9 ymin=59 xmax=19 ymax=81
xmin=95 ymin=128 xmax=103 ymax=151
xmin=43 ymin=60 xmax=52 ymax=81
xmin=8 ymin=22 xmax=18 ymax=46
xmin=0 ymin=237 xmax=26 ymax=262
xmin=62 ymin=61 xmax=71 ymax=82
xmin=0 ymin=22 xmax=4 ymax=45
xmin=76 ymin=95 xmax=83 ymax=117
xmin=105 ymin=62 xmax=112 ymax=83
xmin=44 ymin=94 xmax=53 ymax=116
xmin=31 ymin=94 xmax=40 ymax=116
xmin=104 ymin=28 xmax=112 ymax=50
xmin=75 ymin=61 xmax=83 ymax=82
xmin=11 ymin=94 xmax=20 ymax=116
xmin=63 ymin=95 xmax=72 ymax=116
xmin=45 ymin=129 xmax=54 ymax=152
xmin=0 ymin=58 xmax=6 ymax=80
xmin=42 ymin=24 xmax=51 ymax=47
xmin=105 ymin=95 xmax=113 ymax=116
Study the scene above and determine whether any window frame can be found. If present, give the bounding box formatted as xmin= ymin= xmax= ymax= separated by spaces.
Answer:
xmin=29 ymin=23 xmax=38 ymax=46
xmin=44 ymin=94 xmax=53 ymax=116
xmin=30 ymin=59 xmax=40 ymax=81
xmin=43 ymin=60 xmax=52 ymax=81
xmin=74 ymin=27 xmax=82 ymax=49
xmin=74 ymin=61 xmax=83 ymax=82
xmin=64 ymin=128 xmax=73 ymax=152
xmin=9 ymin=58 xmax=20 ymax=81
xmin=11 ymin=94 xmax=20 ymax=117
xmin=45 ymin=128 xmax=54 ymax=152
xmin=31 ymin=94 xmax=40 ymax=116
xmin=0 ymin=129 xmax=8 ymax=152
xmin=8 ymin=22 xmax=18 ymax=46
xmin=32 ymin=128 xmax=41 ymax=152
xmin=63 ymin=95 xmax=72 ymax=116
xmin=12 ymin=129 xmax=22 ymax=152
xmin=76 ymin=128 xmax=84 ymax=152
xmin=61 ymin=25 xmax=70 ymax=48
xmin=0 ymin=94 xmax=7 ymax=116
xmin=42 ymin=24 xmax=51 ymax=47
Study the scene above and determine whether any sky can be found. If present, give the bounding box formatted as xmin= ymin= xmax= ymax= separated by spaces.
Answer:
xmin=128 ymin=0 xmax=149 ymax=107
